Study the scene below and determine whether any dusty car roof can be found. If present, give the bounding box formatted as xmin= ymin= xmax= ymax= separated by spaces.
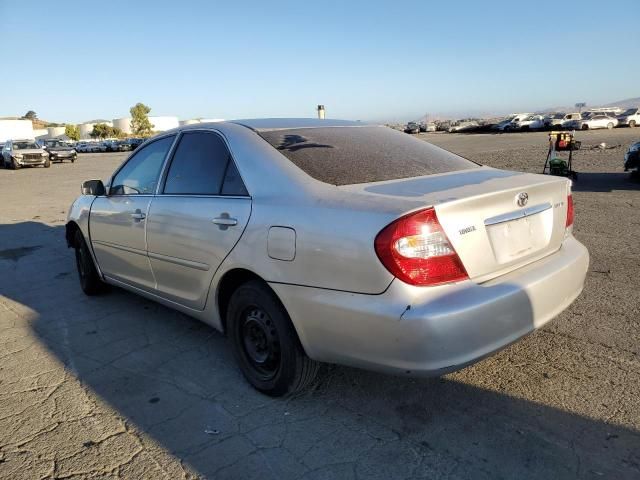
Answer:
xmin=230 ymin=118 xmax=366 ymax=131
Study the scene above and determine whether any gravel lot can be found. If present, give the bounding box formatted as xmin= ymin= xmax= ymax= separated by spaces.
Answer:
xmin=1 ymin=129 xmax=639 ymax=479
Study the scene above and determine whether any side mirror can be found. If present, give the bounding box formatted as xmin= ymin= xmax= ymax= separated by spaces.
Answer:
xmin=81 ymin=179 xmax=106 ymax=196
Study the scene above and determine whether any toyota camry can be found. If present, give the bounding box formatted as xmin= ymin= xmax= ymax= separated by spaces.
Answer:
xmin=66 ymin=119 xmax=589 ymax=396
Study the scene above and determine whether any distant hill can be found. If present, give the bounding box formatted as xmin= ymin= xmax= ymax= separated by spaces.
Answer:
xmin=603 ymin=97 xmax=640 ymax=109
xmin=0 ymin=117 xmax=64 ymax=129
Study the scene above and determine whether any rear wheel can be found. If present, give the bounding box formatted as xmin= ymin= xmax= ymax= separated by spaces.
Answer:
xmin=74 ymin=230 xmax=105 ymax=295
xmin=227 ymin=280 xmax=319 ymax=396
xmin=581 ymin=124 xmax=589 ymax=130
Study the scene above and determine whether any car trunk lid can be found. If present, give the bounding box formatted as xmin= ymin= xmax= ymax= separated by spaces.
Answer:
xmin=341 ymin=167 xmax=570 ymax=283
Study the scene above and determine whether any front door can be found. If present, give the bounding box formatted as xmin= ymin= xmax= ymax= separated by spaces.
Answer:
xmin=90 ymin=135 xmax=176 ymax=290
xmin=145 ymin=130 xmax=251 ymax=309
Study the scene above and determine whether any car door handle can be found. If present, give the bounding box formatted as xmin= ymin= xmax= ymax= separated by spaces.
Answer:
xmin=212 ymin=216 xmax=238 ymax=226
xmin=130 ymin=212 xmax=146 ymax=220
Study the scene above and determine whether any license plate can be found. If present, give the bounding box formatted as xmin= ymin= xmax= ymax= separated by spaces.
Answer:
xmin=486 ymin=213 xmax=550 ymax=264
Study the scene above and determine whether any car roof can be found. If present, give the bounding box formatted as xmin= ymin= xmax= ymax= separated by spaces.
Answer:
xmin=229 ymin=118 xmax=366 ymax=131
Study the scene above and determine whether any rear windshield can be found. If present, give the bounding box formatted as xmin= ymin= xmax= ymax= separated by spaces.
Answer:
xmin=259 ymin=126 xmax=478 ymax=186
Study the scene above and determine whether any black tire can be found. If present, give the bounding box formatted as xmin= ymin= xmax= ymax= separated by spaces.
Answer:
xmin=71 ymin=156 xmax=76 ymax=163
xmin=227 ymin=280 xmax=319 ymax=396
xmin=44 ymin=159 xmax=51 ymax=168
xmin=581 ymin=124 xmax=589 ymax=130
xmin=74 ymin=230 xmax=105 ymax=295
xmin=10 ymin=158 xmax=20 ymax=169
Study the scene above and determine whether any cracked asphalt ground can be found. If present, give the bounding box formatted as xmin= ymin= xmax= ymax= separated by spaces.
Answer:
xmin=0 ymin=128 xmax=639 ymax=479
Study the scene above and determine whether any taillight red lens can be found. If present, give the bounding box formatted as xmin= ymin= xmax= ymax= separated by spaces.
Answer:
xmin=566 ymin=194 xmax=574 ymax=227
xmin=374 ymin=208 xmax=468 ymax=286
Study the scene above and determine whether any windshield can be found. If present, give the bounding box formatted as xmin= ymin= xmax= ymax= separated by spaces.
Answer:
xmin=553 ymin=113 xmax=565 ymax=119
xmin=14 ymin=141 xmax=39 ymax=150
xmin=45 ymin=140 xmax=65 ymax=147
xmin=259 ymin=125 xmax=478 ymax=186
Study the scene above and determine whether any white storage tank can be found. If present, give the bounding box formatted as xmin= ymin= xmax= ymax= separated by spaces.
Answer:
xmin=179 ymin=119 xmax=201 ymax=126
xmin=149 ymin=116 xmax=179 ymax=132
xmin=79 ymin=123 xmax=95 ymax=139
xmin=113 ymin=117 xmax=132 ymax=134
xmin=47 ymin=126 xmax=66 ymax=138
xmin=34 ymin=129 xmax=49 ymax=139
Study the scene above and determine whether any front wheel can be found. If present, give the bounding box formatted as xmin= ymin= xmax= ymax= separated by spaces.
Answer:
xmin=44 ymin=159 xmax=51 ymax=168
xmin=607 ymin=122 xmax=614 ymax=130
xmin=630 ymin=120 xmax=636 ymax=128
xmin=227 ymin=281 xmax=320 ymax=396
xmin=74 ymin=230 xmax=105 ymax=295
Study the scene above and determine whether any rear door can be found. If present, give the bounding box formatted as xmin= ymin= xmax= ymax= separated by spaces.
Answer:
xmin=90 ymin=135 xmax=176 ymax=290
xmin=146 ymin=130 xmax=251 ymax=310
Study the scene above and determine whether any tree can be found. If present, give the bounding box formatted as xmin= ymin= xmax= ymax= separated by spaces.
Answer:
xmin=23 ymin=110 xmax=37 ymax=120
xmin=91 ymin=123 xmax=113 ymax=139
xmin=65 ymin=124 xmax=80 ymax=141
xmin=129 ymin=102 xmax=154 ymax=137
xmin=90 ymin=124 xmax=124 ymax=139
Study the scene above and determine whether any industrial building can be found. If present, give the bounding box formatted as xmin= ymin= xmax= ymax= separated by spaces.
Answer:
xmin=2 ymin=114 xmax=222 ymax=142
xmin=0 ymin=119 xmax=34 ymax=142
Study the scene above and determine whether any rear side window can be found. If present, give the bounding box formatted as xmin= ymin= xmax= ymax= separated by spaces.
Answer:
xmin=163 ymin=131 xmax=247 ymax=196
xmin=259 ymin=126 xmax=478 ymax=186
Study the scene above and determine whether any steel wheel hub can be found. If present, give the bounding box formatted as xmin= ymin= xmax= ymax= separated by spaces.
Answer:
xmin=240 ymin=308 xmax=280 ymax=378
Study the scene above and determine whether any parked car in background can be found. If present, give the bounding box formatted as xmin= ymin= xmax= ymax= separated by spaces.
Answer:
xmin=624 ymin=140 xmax=640 ymax=176
xmin=448 ymin=121 xmax=479 ymax=133
xmin=503 ymin=113 xmax=533 ymax=131
xmin=75 ymin=141 xmax=105 ymax=153
xmin=617 ymin=108 xmax=640 ymax=128
xmin=43 ymin=139 xmax=77 ymax=163
xmin=511 ymin=115 xmax=544 ymax=131
xmin=2 ymin=139 xmax=50 ymax=169
xmin=115 ymin=140 xmax=132 ymax=151
xmin=66 ymin=119 xmax=588 ymax=396
xmin=492 ymin=116 xmax=516 ymax=131
xmin=404 ymin=122 xmax=420 ymax=134
xmin=546 ymin=113 xmax=581 ymax=128
xmin=567 ymin=114 xmax=618 ymax=130
xmin=103 ymin=140 xmax=121 ymax=152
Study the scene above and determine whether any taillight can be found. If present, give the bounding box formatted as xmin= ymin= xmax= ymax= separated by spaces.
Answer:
xmin=566 ymin=194 xmax=574 ymax=228
xmin=374 ymin=208 xmax=468 ymax=286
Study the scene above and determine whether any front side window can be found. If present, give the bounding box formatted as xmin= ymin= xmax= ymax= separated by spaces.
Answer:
xmin=110 ymin=135 xmax=175 ymax=195
xmin=163 ymin=131 xmax=247 ymax=196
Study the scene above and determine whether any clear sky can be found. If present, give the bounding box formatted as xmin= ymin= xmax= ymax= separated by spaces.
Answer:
xmin=1 ymin=0 xmax=638 ymax=123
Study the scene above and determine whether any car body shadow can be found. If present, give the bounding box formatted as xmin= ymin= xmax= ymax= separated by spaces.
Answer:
xmin=1 ymin=221 xmax=639 ymax=479
xmin=573 ymin=172 xmax=640 ymax=192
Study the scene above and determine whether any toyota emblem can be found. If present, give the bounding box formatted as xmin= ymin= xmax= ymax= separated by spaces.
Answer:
xmin=516 ymin=192 xmax=528 ymax=207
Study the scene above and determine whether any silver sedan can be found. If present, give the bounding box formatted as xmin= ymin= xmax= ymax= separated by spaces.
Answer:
xmin=66 ymin=119 xmax=589 ymax=396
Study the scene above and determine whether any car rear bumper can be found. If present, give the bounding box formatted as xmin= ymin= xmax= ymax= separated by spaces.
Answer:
xmin=271 ymin=235 xmax=589 ymax=376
